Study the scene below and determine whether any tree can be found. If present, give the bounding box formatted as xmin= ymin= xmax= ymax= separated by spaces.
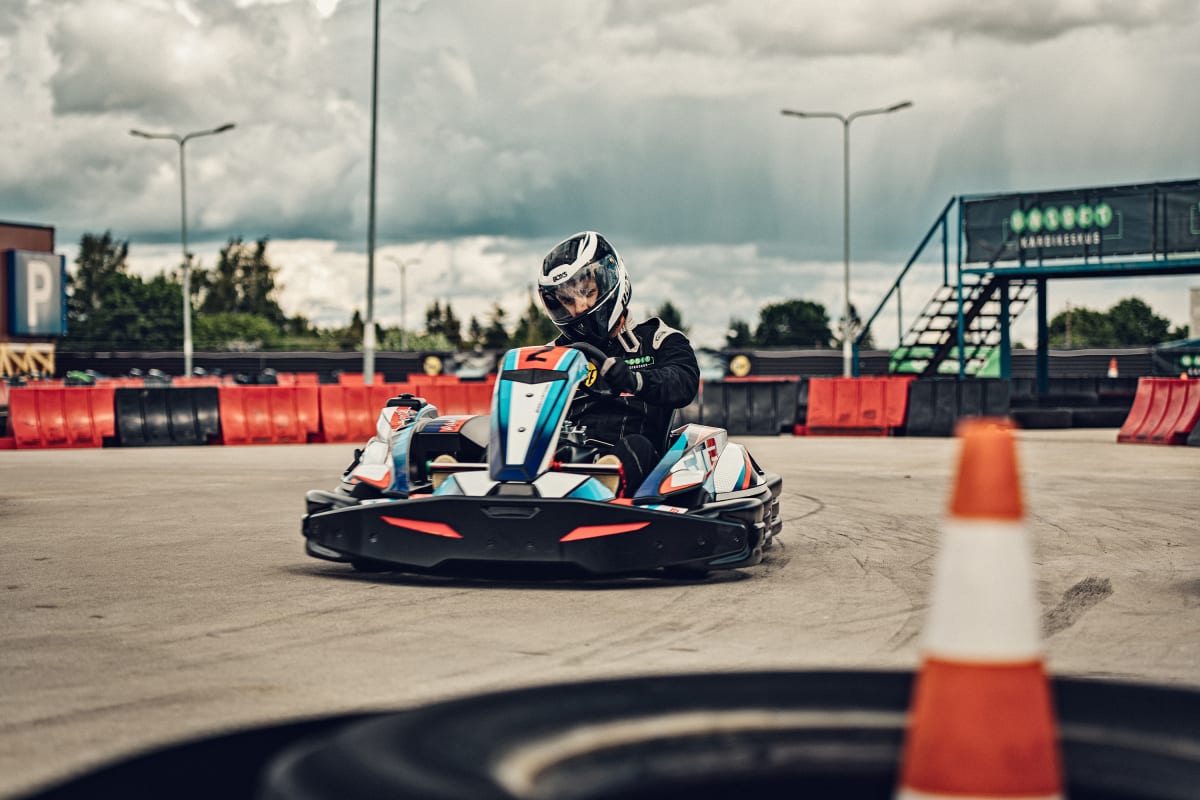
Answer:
xmin=480 ymin=303 xmax=510 ymax=349
xmin=1049 ymin=306 xmax=1111 ymax=348
xmin=195 ymin=237 xmax=286 ymax=329
xmin=193 ymin=312 xmax=281 ymax=351
xmin=850 ymin=304 xmax=875 ymax=350
xmin=725 ymin=318 xmax=753 ymax=348
xmin=63 ymin=231 xmax=183 ymax=350
xmin=1107 ymin=297 xmax=1173 ymax=345
xmin=653 ymin=301 xmax=686 ymax=332
xmin=511 ymin=291 xmax=558 ymax=346
xmin=754 ymin=299 xmax=832 ymax=348
xmin=1048 ymin=296 xmax=1178 ymax=348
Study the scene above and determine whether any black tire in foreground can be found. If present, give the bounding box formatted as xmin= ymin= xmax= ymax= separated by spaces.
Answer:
xmin=22 ymin=672 xmax=1200 ymax=800
xmin=258 ymin=671 xmax=1200 ymax=800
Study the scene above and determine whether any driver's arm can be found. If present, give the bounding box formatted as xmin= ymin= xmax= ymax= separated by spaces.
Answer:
xmin=633 ymin=332 xmax=699 ymax=409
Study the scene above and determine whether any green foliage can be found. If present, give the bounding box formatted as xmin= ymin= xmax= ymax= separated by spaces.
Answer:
xmin=1049 ymin=297 xmax=1178 ymax=348
xmin=423 ymin=301 xmax=464 ymax=348
xmin=511 ymin=293 xmax=559 ymax=346
xmin=725 ymin=319 xmax=753 ymax=348
xmin=195 ymin=237 xmax=287 ymax=328
xmin=754 ymin=299 xmax=832 ymax=348
xmin=480 ymin=304 xmax=510 ymax=349
xmin=653 ymin=301 xmax=686 ymax=333
xmin=193 ymin=313 xmax=281 ymax=351
xmin=62 ymin=231 xmax=184 ymax=350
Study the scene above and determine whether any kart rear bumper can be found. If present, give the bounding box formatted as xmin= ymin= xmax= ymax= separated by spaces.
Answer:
xmin=302 ymin=495 xmax=762 ymax=574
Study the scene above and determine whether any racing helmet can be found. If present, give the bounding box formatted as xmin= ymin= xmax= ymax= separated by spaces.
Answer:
xmin=538 ymin=231 xmax=631 ymax=343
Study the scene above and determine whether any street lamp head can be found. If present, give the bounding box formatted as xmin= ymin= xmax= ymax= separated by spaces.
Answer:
xmin=886 ymin=100 xmax=913 ymax=113
xmin=129 ymin=129 xmax=152 ymax=138
xmin=780 ymin=109 xmax=807 ymax=118
xmin=213 ymin=123 xmax=236 ymax=134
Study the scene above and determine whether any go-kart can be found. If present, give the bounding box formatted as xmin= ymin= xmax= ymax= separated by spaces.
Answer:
xmin=301 ymin=344 xmax=782 ymax=577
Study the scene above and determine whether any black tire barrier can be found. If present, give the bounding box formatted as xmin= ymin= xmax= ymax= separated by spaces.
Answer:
xmin=903 ymin=378 xmax=1011 ymax=437
xmin=114 ymin=387 xmax=221 ymax=446
xmin=1011 ymin=408 xmax=1075 ymax=429
xmin=1036 ymin=392 xmax=1100 ymax=408
xmin=1070 ymin=407 xmax=1133 ymax=428
xmin=700 ymin=380 xmax=801 ymax=436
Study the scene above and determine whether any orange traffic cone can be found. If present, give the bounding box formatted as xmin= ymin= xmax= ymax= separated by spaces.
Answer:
xmin=1107 ymin=357 xmax=1119 ymax=378
xmin=896 ymin=419 xmax=1063 ymax=800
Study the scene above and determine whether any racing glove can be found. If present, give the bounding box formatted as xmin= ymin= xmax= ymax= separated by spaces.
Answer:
xmin=601 ymin=356 xmax=642 ymax=394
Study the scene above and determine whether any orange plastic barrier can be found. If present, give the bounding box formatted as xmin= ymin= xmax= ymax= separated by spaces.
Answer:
xmin=1118 ymin=377 xmax=1200 ymax=445
xmin=172 ymin=376 xmax=222 ymax=387
xmin=294 ymin=385 xmax=321 ymax=441
xmin=884 ymin=375 xmax=916 ymax=430
xmin=62 ymin=389 xmax=101 ymax=447
xmin=8 ymin=388 xmax=45 ymax=447
xmin=806 ymin=377 xmax=906 ymax=436
xmin=216 ymin=386 xmax=308 ymax=445
xmin=217 ymin=387 xmax=250 ymax=445
xmin=90 ymin=385 xmax=116 ymax=440
xmin=317 ymin=385 xmax=352 ymax=443
xmin=6 ymin=387 xmax=105 ymax=449
xmin=466 ymin=382 xmax=493 ymax=414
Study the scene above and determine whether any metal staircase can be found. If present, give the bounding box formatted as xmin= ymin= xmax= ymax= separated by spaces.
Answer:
xmin=889 ymin=276 xmax=1036 ymax=377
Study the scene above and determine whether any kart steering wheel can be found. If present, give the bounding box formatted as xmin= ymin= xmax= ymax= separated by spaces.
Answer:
xmin=567 ymin=341 xmax=617 ymax=398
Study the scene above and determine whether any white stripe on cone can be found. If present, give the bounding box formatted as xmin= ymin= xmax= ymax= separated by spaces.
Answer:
xmin=923 ymin=519 xmax=1042 ymax=661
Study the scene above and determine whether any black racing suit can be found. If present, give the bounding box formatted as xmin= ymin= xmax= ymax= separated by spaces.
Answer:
xmin=557 ymin=317 xmax=700 ymax=458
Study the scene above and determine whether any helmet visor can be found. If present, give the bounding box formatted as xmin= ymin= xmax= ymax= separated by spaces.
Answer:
xmin=539 ymin=255 xmax=620 ymax=325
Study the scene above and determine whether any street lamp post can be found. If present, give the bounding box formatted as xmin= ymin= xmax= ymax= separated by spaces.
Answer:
xmin=385 ymin=256 xmax=420 ymax=351
xmin=364 ymin=0 xmax=382 ymax=384
xmin=130 ymin=122 xmax=236 ymax=377
xmin=781 ymin=101 xmax=912 ymax=377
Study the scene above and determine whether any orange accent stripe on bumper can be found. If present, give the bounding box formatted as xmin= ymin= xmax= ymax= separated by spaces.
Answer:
xmin=560 ymin=521 xmax=650 ymax=542
xmin=380 ymin=516 xmax=463 ymax=538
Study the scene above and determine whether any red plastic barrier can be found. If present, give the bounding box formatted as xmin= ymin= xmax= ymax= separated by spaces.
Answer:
xmin=62 ymin=389 xmax=101 ymax=448
xmin=294 ymin=385 xmax=321 ymax=441
xmin=806 ymin=377 xmax=894 ymax=436
xmin=240 ymin=387 xmax=275 ymax=443
xmin=91 ymin=385 xmax=116 ymax=441
xmin=267 ymin=387 xmax=305 ymax=444
xmin=317 ymin=385 xmax=352 ymax=443
xmin=341 ymin=386 xmax=375 ymax=440
xmin=337 ymin=373 xmax=365 ymax=385
xmin=438 ymin=384 xmax=472 ymax=415
xmin=6 ymin=387 xmax=105 ymax=449
xmin=884 ymin=376 xmax=915 ymax=430
xmin=33 ymin=390 xmax=69 ymax=447
xmin=217 ymin=387 xmax=250 ymax=445
xmin=466 ymin=382 xmax=493 ymax=415
xmin=8 ymin=388 xmax=45 ymax=448
xmin=1118 ymin=378 xmax=1200 ymax=445
xmin=293 ymin=372 xmax=319 ymax=385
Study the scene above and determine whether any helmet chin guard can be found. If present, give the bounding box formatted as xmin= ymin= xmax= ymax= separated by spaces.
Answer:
xmin=539 ymin=231 xmax=631 ymax=344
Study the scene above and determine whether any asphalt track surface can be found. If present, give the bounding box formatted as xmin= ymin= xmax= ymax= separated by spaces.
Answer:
xmin=1 ymin=429 xmax=1197 ymax=797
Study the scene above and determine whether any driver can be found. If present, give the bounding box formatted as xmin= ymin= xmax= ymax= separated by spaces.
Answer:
xmin=538 ymin=231 xmax=699 ymax=495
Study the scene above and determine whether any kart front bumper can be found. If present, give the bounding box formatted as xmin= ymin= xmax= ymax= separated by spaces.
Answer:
xmin=302 ymin=495 xmax=763 ymax=575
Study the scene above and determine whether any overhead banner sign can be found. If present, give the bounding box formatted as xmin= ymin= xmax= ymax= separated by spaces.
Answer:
xmin=963 ymin=179 xmax=1200 ymax=265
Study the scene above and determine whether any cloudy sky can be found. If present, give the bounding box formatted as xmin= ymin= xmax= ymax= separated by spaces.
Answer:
xmin=3 ymin=0 xmax=1199 ymax=348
